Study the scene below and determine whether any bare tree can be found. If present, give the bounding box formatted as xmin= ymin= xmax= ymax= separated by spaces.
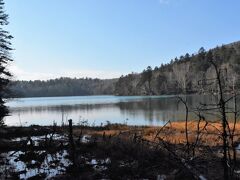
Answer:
xmin=209 ymin=59 xmax=230 ymax=179
xmin=173 ymin=62 xmax=190 ymax=93
xmin=178 ymin=96 xmax=190 ymax=156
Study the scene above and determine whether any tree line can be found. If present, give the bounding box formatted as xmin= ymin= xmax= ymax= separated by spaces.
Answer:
xmin=115 ymin=42 xmax=240 ymax=95
xmin=7 ymin=41 xmax=240 ymax=98
xmin=8 ymin=77 xmax=117 ymax=98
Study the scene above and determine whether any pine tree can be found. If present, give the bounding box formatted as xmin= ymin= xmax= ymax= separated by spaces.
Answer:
xmin=0 ymin=0 xmax=13 ymax=125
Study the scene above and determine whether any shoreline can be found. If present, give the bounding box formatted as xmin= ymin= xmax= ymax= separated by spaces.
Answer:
xmin=1 ymin=121 xmax=240 ymax=151
xmin=1 ymin=121 xmax=240 ymax=179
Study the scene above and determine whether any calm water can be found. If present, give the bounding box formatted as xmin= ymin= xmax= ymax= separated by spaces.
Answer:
xmin=4 ymin=95 xmax=224 ymax=126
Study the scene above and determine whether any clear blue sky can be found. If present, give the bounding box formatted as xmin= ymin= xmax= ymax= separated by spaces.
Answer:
xmin=5 ymin=0 xmax=240 ymax=80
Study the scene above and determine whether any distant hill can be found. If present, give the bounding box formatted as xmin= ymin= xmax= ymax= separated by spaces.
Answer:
xmin=8 ymin=77 xmax=117 ymax=98
xmin=8 ymin=41 xmax=240 ymax=97
xmin=114 ymin=41 xmax=240 ymax=95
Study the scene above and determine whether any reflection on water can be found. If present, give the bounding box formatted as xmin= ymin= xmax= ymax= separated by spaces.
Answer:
xmin=0 ymin=149 xmax=71 ymax=179
xmin=4 ymin=95 xmax=233 ymax=126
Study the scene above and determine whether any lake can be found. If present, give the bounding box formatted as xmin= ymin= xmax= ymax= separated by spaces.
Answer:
xmin=4 ymin=95 xmax=227 ymax=126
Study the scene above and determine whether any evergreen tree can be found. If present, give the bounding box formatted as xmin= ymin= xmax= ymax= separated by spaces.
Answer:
xmin=141 ymin=66 xmax=153 ymax=95
xmin=0 ymin=0 xmax=13 ymax=125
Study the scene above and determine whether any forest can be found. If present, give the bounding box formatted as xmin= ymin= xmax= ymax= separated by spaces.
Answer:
xmin=115 ymin=41 xmax=240 ymax=95
xmin=8 ymin=41 xmax=240 ymax=97
xmin=8 ymin=78 xmax=117 ymax=97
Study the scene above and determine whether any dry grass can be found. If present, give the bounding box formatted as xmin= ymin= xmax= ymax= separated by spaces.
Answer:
xmin=69 ymin=122 xmax=239 ymax=179
xmin=73 ymin=121 xmax=240 ymax=147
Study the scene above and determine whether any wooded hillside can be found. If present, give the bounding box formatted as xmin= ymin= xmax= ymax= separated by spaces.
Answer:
xmin=8 ymin=78 xmax=117 ymax=97
xmin=8 ymin=41 xmax=240 ymax=97
xmin=114 ymin=41 xmax=240 ymax=95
